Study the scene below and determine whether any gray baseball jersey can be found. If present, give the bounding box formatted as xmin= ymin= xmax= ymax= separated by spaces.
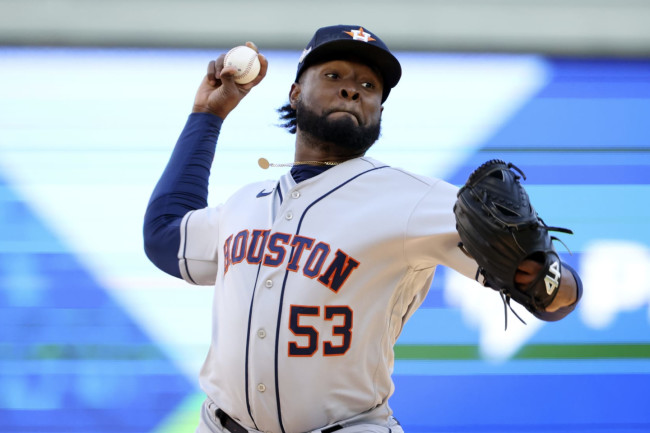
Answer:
xmin=179 ymin=156 xmax=478 ymax=433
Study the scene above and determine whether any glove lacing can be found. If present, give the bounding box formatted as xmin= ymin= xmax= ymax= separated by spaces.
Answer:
xmin=473 ymin=266 xmax=527 ymax=330
xmin=499 ymin=290 xmax=526 ymax=331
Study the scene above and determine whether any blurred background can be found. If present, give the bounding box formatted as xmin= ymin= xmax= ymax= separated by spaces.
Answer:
xmin=1 ymin=1 xmax=649 ymax=432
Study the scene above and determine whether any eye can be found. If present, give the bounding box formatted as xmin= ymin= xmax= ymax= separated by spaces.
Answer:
xmin=361 ymin=81 xmax=376 ymax=89
xmin=325 ymin=72 xmax=339 ymax=79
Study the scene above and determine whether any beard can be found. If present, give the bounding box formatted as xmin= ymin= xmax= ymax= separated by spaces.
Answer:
xmin=295 ymin=100 xmax=381 ymax=155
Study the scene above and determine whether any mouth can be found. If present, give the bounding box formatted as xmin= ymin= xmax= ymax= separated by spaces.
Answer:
xmin=326 ymin=109 xmax=361 ymax=125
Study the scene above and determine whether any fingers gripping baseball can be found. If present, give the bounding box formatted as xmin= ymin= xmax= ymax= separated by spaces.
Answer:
xmin=193 ymin=42 xmax=268 ymax=119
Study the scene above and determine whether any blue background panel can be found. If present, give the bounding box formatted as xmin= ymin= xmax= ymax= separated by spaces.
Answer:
xmin=392 ymin=374 xmax=650 ymax=433
xmin=0 ymin=174 xmax=194 ymax=432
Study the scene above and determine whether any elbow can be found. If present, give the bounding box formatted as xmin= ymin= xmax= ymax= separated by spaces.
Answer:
xmin=143 ymin=227 xmax=168 ymax=273
xmin=142 ymin=215 xmax=183 ymax=279
xmin=143 ymin=234 xmax=162 ymax=269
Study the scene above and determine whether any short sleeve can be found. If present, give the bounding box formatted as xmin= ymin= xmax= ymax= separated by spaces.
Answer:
xmin=178 ymin=206 xmax=222 ymax=285
xmin=405 ymin=178 xmax=479 ymax=280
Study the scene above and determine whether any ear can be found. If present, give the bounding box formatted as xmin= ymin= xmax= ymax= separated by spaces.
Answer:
xmin=289 ymin=83 xmax=301 ymax=109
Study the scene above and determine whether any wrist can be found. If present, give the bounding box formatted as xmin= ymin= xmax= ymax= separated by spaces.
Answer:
xmin=192 ymin=105 xmax=227 ymax=120
xmin=545 ymin=264 xmax=578 ymax=312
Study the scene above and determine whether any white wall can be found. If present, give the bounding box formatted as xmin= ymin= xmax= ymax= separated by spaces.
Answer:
xmin=1 ymin=0 xmax=650 ymax=55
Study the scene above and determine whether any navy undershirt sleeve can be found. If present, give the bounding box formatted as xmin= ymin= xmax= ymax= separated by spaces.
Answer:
xmin=143 ymin=112 xmax=223 ymax=278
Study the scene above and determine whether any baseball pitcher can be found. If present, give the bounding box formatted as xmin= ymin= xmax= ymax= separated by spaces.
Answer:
xmin=143 ymin=25 xmax=582 ymax=433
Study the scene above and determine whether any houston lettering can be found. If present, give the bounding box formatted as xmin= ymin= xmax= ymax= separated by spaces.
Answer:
xmin=223 ymin=229 xmax=360 ymax=292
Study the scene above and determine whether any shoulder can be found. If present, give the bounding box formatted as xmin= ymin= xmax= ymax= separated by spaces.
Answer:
xmin=359 ymin=156 xmax=459 ymax=193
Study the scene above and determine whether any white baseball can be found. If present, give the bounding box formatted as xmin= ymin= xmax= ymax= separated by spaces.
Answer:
xmin=223 ymin=45 xmax=261 ymax=84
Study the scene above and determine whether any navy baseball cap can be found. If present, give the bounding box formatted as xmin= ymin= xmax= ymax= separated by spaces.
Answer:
xmin=295 ymin=25 xmax=402 ymax=102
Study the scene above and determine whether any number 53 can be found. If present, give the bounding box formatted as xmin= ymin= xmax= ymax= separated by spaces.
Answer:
xmin=288 ymin=305 xmax=353 ymax=357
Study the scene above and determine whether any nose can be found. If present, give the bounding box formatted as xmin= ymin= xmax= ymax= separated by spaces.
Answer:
xmin=339 ymin=87 xmax=360 ymax=101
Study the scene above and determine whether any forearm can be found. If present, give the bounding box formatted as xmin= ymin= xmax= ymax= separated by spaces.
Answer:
xmin=143 ymin=112 xmax=223 ymax=277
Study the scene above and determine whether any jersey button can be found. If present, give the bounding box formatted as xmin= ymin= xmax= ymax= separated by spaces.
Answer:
xmin=291 ymin=191 xmax=301 ymax=199
xmin=257 ymin=329 xmax=266 ymax=339
xmin=264 ymin=280 xmax=273 ymax=288
xmin=257 ymin=383 xmax=266 ymax=393
xmin=285 ymin=211 xmax=293 ymax=220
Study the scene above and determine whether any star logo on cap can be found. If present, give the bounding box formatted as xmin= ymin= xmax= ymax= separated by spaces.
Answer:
xmin=344 ymin=27 xmax=376 ymax=43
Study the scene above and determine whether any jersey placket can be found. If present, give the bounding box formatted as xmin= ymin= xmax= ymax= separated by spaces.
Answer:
xmin=245 ymin=179 xmax=304 ymax=433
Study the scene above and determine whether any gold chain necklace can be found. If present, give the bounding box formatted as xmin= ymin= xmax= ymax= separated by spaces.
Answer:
xmin=258 ymin=158 xmax=341 ymax=169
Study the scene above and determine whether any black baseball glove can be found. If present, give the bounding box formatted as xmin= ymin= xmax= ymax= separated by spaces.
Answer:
xmin=453 ymin=159 xmax=573 ymax=327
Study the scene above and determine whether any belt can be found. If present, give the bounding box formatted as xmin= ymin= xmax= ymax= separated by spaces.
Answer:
xmin=216 ymin=409 xmax=248 ymax=433
xmin=215 ymin=409 xmax=343 ymax=433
